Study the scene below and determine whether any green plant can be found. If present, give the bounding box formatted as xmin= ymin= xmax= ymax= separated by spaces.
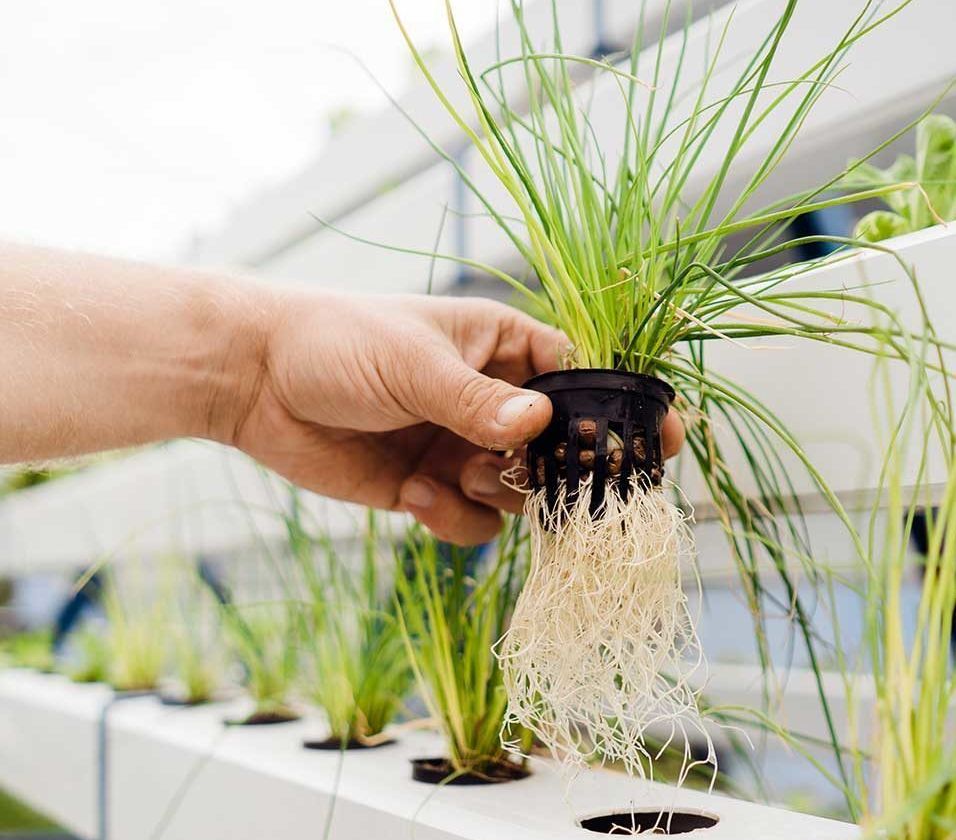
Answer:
xmin=164 ymin=563 xmax=227 ymax=704
xmin=0 ymin=787 xmax=61 ymax=832
xmin=379 ymin=0 xmax=949 ymax=797
xmin=169 ymin=622 xmax=223 ymax=705
xmin=220 ymin=599 xmax=299 ymax=721
xmin=395 ymin=520 xmax=531 ymax=780
xmin=172 ymin=636 xmax=220 ymax=704
xmin=0 ymin=454 xmax=115 ymax=497
xmin=848 ymin=353 xmax=956 ymax=838
xmin=0 ymin=628 xmax=54 ymax=671
xmin=102 ymin=570 xmax=168 ymax=692
xmin=709 ymin=310 xmax=955 ymax=831
xmin=0 ymin=467 xmax=67 ymax=496
xmin=65 ymin=625 xmax=110 ymax=683
xmin=846 ymin=114 xmax=956 ymax=242
xmin=292 ymin=508 xmax=412 ymax=745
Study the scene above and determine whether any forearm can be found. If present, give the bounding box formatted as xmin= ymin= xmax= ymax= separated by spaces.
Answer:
xmin=0 ymin=243 xmax=271 ymax=463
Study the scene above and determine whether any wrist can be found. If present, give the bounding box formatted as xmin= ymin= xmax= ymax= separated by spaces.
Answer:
xmin=187 ymin=273 xmax=280 ymax=447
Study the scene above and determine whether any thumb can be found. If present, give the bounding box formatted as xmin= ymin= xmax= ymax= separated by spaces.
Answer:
xmin=412 ymin=354 xmax=552 ymax=450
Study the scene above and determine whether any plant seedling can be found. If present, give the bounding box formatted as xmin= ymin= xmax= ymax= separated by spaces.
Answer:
xmin=64 ymin=624 xmax=110 ymax=684
xmin=396 ymin=520 xmax=532 ymax=784
xmin=102 ymin=570 xmax=168 ymax=693
xmin=293 ymin=509 xmax=412 ymax=748
xmin=220 ymin=600 xmax=300 ymax=725
xmin=385 ymin=0 xmax=945 ymax=798
xmin=165 ymin=565 xmax=227 ymax=706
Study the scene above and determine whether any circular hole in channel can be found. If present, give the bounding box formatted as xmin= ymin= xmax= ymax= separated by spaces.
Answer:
xmin=578 ymin=810 xmax=719 ymax=835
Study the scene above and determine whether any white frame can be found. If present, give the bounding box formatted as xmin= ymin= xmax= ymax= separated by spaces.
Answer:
xmin=0 ymin=670 xmax=861 ymax=840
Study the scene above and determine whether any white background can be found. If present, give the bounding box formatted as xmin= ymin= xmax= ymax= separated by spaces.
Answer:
xmin=0 ymin=0 xmax=496 ymax=261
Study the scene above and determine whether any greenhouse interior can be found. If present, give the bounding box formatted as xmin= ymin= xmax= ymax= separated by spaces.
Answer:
xmin=2 ymin=0 xmax=956 ymax=838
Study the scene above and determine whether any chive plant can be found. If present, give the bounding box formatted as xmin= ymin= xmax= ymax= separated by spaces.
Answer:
xmin=220 ymin=601 xmax=300 ymax=724
xmin=719 ymin=321 xmax=955 ymax=823
xmin=293 ymin=509 xmax=412 ymax=747
xmin=65 ymin=625 xmax=110 ymax=684
xmin=168 ymin=628 xmax=221 ymax=705
xmin=863 ymin=469 xmax=956 ymax=837
xmin=102 ymin=569 xmax=168 ymax=692
xmin=382 ymin=0 xmax=949 ymax=791
xmin=165 ymin=564 xmax=226 ymax=705
xmin=846 ymin=344 xmax=956 ymax=839
xmin=395 ymin=521 xmax=532 ymax=782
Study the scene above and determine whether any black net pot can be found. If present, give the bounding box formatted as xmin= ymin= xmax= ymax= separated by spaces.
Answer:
xmin=524 ymin=369 xmax=675 ymax=516
xmin=303 ymin=736 xmax=395 ymax=751
xmin=410 ymin=757 xmax=530 ymax=785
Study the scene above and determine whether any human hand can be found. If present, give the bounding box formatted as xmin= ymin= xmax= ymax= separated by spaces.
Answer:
xmin=231 ymin=290 xmax=684 ymax=545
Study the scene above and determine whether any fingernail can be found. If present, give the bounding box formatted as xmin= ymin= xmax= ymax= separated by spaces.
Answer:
xmin=470 ymin=464 xmax=503 ymax=496
xmin=496 ymin=392 xmax=544 ymax=427
xmin=401 ymin=478 xmax=435 ymax=509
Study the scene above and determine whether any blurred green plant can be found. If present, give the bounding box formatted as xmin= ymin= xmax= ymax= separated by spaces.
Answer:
xmin=65 ymin=624 xmax=111 ymax=683
xmin=0 ymin=627 xmax=54 ymax=671
xmin=102 ymin=570 xmax=168 ymax=692
xmin=165 ymin=562 xmax=227 ymax=704
xmin=846 ymin=114 xmax=956 ymax=242
xmin=0 ymin=787 xmax=60 ymax=832
xmin=0 ymin=467 xmax=66 ymax=496
xmin=221 ymin=599 xmax=299 ymax=722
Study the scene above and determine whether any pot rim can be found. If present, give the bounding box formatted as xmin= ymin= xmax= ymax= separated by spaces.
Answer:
xmin=524 ymin=368 xmax=675 ymax=403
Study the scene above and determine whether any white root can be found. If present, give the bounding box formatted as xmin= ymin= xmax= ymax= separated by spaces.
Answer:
xmin=496 ymin=474 xmax=714 ymax=783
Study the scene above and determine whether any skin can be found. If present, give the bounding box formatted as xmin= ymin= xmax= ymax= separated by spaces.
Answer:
xmin=1 ymin=243 xmax=685 ymax=545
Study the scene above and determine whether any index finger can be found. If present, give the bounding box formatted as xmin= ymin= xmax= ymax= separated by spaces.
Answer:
xmin=528 ymin=321 xmax=569 ymax=377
